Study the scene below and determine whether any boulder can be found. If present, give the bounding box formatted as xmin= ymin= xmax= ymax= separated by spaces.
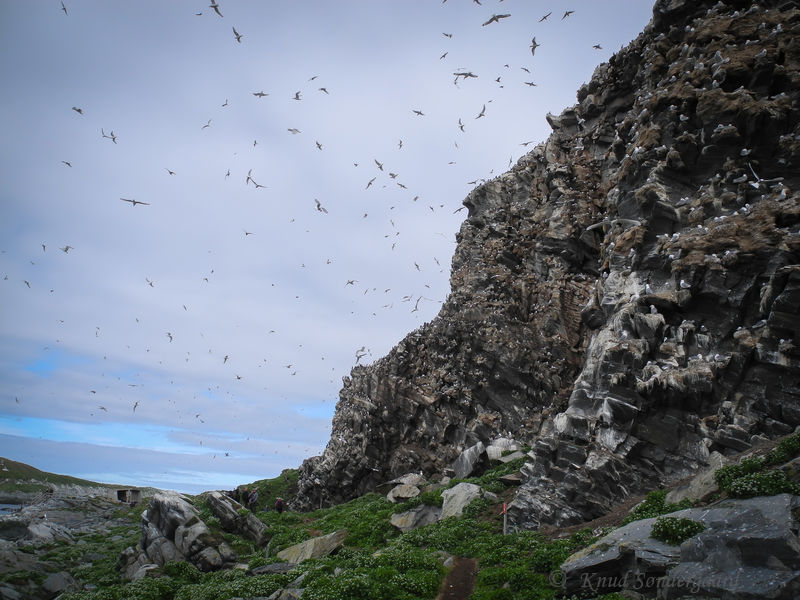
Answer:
xmin=276 ymin=529 xmax=347 ymax=564
xmin=498 ymin=450 xmax=526 ymax=464
xmin=664 ymin=451 xmax=727 ymax=505
xmin=120 ymin=492 xmax=237 ymax=578
xmin=41 ymin=571 xmax=78 ymax=596
xmin=441 ymin=483 xmax=481 ymax=519
xmin=206 ymin=491 xmax=269 ymax=545
xmin=390 ymin=504 xmax=442 ymax=532
xmin=386 ymin=484 xmax=420 ymax=503
xmin=452 ymin=442 xmax=488 ymax=479
xmin=560 ymin=494 xmax=800 ymax=599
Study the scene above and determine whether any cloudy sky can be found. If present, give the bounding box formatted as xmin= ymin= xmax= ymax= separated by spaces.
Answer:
xmin=0 ymin=1 xmax=653 ymax=495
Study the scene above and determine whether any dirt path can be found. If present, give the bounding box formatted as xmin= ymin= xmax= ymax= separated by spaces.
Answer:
xmin=436 ymin=557 xmax=478 ymax=600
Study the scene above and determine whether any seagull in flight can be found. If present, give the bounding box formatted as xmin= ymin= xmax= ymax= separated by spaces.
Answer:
xmin=252 ymin=91 xmax=268 ymax=97
xmin=232 ymin=27 xmax=242 ymax=42
xmin=61 ymin=1 xmax=68 ymax=15
xmin=202 ymin=119 xmax=211 ymax=129
xmin=475 ymin=104 xmax=486 ymax=119
xmin=458 ymin=118 xmax=465 ymax=132
xmin=72 ymin=106 xmax=83 ymax=114
xmin=443 ymin=32 xmax=453 ymax=38
xmin=98 ymin=406 xmax=107 ymax=412
xmin=530 ymin=37 xmax=540 ymax=56
xmin=60 ymin=245 xmax=73 ymax=253
xmin=166 ymin=332 xmax=173 ymax=342
xmin=482 ymin=14 xmax=510 ymax=26
xmin=133 ymin=401 xmax=139 ymax=413
xmin=62 ymin=161 xmax=72 ymax=167
xmin=146 ymin=277 xmax=154 ymax=287
xmin=287 ymin=128 xmax=301 ymax=134
xmin=121 ymin=198 xmax=149 ymax=206
xmin=293 ymin=91 xmax=302 ymax=100
xmin=314 ymin=199 xmax=328 ymax=213
xmin=209 ymin=0 xmax=223 ymax=17
xmin=562 ymin=10 xmax=575 ymax=19
xmin=374 ymin=159 xmax=384 ymax=170
xmin=593 ymin=44 xmax=602 ymax=50
xmin=539 ymin=11 xmax=552 ymax=22
xmin=165 ymin=168 xmax=175 ymax=175
xmin=412 ymin=109 xmax=424 ymax=116
xmin=318 ymin=87 xmax=329 ymax=94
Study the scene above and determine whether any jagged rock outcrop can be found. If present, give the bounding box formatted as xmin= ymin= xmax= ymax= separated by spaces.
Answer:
xmin=119 ymin=492 xmax=236 ymax=579
xmin=293 ymin=0 xmax=800 ymax=532
xmin=206 ymin=491 xmax=269 ymax=546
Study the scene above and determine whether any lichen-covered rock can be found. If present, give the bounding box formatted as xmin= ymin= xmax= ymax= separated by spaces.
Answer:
xmin=119 ymin=492 xmax=236 ymax=579
xmin=293 ymin=0 xmax=800 ymax=533
xmin=390 ymin=504 xmax=442 ymax=532
xmin=441 ymin=483 xmax=482 ymax=519
xmin=206 ymin=491 xmax=269 ymax=546
xmin=276 ymin=529 xmax=347 ymax=564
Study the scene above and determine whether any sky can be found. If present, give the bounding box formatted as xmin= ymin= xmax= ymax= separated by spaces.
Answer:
xmin=0 ymin=1 xmax=654 ymax=495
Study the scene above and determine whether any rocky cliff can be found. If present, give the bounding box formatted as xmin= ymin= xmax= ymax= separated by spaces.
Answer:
xmin=292 ymin=0 xmax=800 ymax=531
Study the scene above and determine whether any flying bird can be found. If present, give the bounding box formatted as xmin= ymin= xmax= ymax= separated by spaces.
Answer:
xmin=315 ymin=199 xmax=328 ymax=213
xmin=166 ymin=332 xmax=173 ymax=342
xmin=62 ymin=161 xmax=72 ymax=167
xmin=374 ymin=159 xmax=384 ymax=170
xmin=61 ymin=1 xmax=68 ymax=15
xmin=443 ymin=33 xmax=453 ymax=38
xmin=223 ymin=355 xmax=229 ymax=363
xmin=475 ymin=104 xmax=486 ymax=119
xmin=202 ymin=119 xmax=211 ymax=129
xmin=133 ymin=401 xmax=139 ymax=413
xmin=316 ymin=141 xmax=323 ymax=150
xmin=365 ymin=177 xmax=376 ymax=189
xmin=440 ymin=52 xmax=448 ymax=60
xmin=524 ymin=81 xmax=537 ymax=87
xmin=593 ymin=44 xmax=602 ymax=49
xmin=412 ymin=109 xmax=424 ymax=116
xmin=252 ymin=91 xmax=268 ymax=97
xmin=318 ymin=87 xmax=329 ymax=94
xmin=539 ymin=12 xmax=551 ymax=22
xmin=146 ymin=277 xmax=154 ymax=287
xmin=72 ymin=106 xmax=83 ymax=114
xmin=120 ymin=198 xmax=149 ymax=206
xmin=232 ymin=27 xmax=242 ymax=42
xmin=293 ymin=91 xmax=302 ymax=100
xmin=60 ymin=245 xmax=73 ymax=253
xmin=530 ymin=37 xmax=540 ymax=56
xmin=165 ymin=168 xmax=175 ymax=175
xmin=482 ymin=14 xmax=510 ymax=26
xmin=209 ymin=0 xmax=223 ymax=17
xmin=243 ymin=229 xmax=254 ymax=236
xmin=287 ymin=128 xmax=301 ymax=134
xmin=98 ymin=406 xmax=107 ymax=412
xmin=562 ymin=10 xmax=574 ymax=19
xmin=458 ymin=118 xmax=465 ymax=132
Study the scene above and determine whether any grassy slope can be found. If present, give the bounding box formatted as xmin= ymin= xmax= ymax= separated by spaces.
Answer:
xmin=0 ymin=457 xmax=120 ymax=494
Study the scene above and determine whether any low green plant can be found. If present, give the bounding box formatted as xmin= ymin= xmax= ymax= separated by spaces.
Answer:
xmin=622 ymin=490 xmax=691 ymax=524
xmin=714 ymin=456 xmax=765 ymax=491
xmin=764 ymin=432 xmax=800 ymax=466
xmin=650 ymin=516 xmax=705 ymax=545
xmin=726 ymin=470 xmax=800 ymax=498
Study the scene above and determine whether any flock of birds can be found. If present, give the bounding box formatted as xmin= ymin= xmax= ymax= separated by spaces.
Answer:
xmin=6 ymin=1 xmax=618 ymax=473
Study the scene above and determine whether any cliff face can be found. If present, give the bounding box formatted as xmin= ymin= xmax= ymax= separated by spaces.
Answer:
xmin=292 ymin=0 xmax=800 ymax=528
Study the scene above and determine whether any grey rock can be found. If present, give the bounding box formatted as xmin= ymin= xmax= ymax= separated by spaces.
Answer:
xmin=206 ymin=491 xmax=269 ymax=546
xmin=561 ymin=494 xmax=800 ymax=599
xmin=386 ymin=484 xmax=420 ymax=503
xmin=441 ymin=483 xmax=481 ymax=519
xmin=390 ymin=504 xmax=442 ymax=532
xmin=276 ymin=530 xmax=347 ymax=564
xmin=42 ymin=571 xmax=77 ymax=595
xmin=664 ymin=451 xmax=727 ymax=505
xmin=452 ymin=442 xmax=488 ymax=479
xmin=251 ymin=562 xmax=298 ymax=575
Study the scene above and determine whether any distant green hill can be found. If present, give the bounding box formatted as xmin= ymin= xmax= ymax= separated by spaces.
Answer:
xmin=0 ymin=457 xmax=115 ymax=498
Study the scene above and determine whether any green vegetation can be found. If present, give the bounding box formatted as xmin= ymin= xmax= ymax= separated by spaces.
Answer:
xmin=622 ymin=490 xmax=692 ymax=524
xmin=714 ymin=432 xmax=800 ymax=498
xmin=0 ymin=456 xmax=119 ymax=491
xmin=650 ymin=516 xmax=705 ymax=545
